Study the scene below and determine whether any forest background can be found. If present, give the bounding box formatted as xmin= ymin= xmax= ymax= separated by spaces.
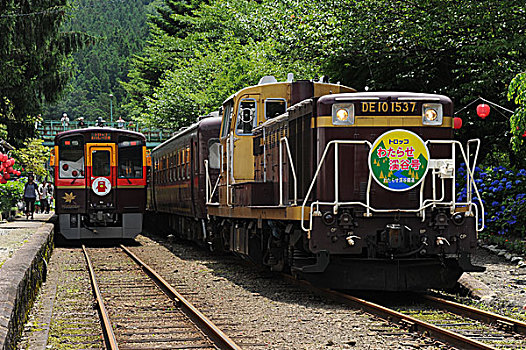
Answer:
xmin=0 ymin=0 xmax=526 ymax=242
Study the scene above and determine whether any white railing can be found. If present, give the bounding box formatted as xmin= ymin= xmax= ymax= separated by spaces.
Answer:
xmin=279 ymin=137 xmax=298 ymax=206
xmin=204 ymin=159 xmax=221 ymax=205
xmin=300 ymin=139 xmax=485 ymax=235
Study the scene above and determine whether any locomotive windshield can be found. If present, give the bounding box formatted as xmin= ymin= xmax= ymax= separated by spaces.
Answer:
xmin=58 ymin=135 xmax=85 ymax=178
xmin=118 ymin=136 xmax=143 ymax=178
xmin=236 ymin=99 xmax=257 ymax=135
xmin=221 ymin=100 xmax=233 ymax=138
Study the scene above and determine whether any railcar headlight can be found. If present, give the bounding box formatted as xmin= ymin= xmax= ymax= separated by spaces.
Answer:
xmin=422 ymin=103 xmax=443 ymax=125
xmin=332 ymin=103 xmax=355 ymax=125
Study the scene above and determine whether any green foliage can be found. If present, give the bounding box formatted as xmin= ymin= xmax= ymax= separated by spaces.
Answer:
xmin=0 ymin=180 xmax=24 ymax=214
xmin=12 ymin=139 xmax=50 ymax=179
xmin=508 ymin=72 xmax=526 ymax=158
xmin=261 ymin=0 xmax=525 ymax=163
xmin=44 ymin=0 xmax=158 ymax=123
xmin=124 ymin=0 xmax=526 ymax=151
xmin=124 ymin=0 xmax=315 ymax=129
xmin=0 ymin=0 xmax=90 ymax=146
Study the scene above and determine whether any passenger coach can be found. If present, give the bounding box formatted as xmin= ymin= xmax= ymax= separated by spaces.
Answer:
xmin=52 ymin=128 xmax=149 ymax=239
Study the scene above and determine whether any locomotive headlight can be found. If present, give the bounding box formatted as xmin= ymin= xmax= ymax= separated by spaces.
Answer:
xmin=336 ymin=109 xmax=349 ymax=121
xmin=422 ymin=103 xmax=443 ymax=125
xmin=332 ymin=103 xmax=355 ymax=125
xmin=424 ymin=109 xmax=437 ymax=121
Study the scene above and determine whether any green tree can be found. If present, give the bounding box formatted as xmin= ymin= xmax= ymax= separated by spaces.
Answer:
xmin=44 ymin=0 xmax=158 ymax=123
xmin=0 ymin=0 xmax=90 ymax=146
xmin=123 ymin=0 xmax=315 ymax=129
xmin=261 ymin=0 xmax=525 ymax=163
xmin=12 ymin=139 xmax=50 ymax=179
xmin=508 ymin=72 xmax=526 ymax=165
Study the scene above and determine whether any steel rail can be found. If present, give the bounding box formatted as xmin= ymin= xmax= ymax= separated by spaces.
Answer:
xmin=281 ymin=275 xmax=497 ymax=350
xmin=422 ymin=294 xmax=526 ymax=335
xmin=119 ymin=244 xmax=242 ymax=350
xmin=81 ymin=245 xmax=119 ymax=350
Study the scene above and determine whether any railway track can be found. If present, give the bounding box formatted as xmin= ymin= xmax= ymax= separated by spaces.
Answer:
xmin=282 ymin=274 xmax=526 ymax=349
xmin=82 ymin=244 xmax=241 ymax=350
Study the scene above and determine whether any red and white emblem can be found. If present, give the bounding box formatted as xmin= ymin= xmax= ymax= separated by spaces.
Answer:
xmin=92 ymin=177 xmax=111 ymax=196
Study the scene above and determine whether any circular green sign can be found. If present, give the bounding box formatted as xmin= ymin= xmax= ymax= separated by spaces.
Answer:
xmin=368 ymin=129 xmax=430 ymax=191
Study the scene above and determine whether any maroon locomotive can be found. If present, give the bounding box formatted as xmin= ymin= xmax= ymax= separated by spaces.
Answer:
xmin=150 ymin=77 xmax=485 ymax=291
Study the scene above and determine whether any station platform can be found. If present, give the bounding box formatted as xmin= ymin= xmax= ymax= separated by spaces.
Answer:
xmin=0 ymin=212 xmax=54 ymax=350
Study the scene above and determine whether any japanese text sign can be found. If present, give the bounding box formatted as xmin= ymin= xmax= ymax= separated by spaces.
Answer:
xmin=368 ymin=129 xmax=429 ymax=191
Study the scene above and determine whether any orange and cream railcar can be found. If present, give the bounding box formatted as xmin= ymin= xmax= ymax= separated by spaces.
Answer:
xmin=52 ymin=128 xmax=149 ymax=239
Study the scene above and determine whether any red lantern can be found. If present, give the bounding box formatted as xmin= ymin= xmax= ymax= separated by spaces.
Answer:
xmin=16 ymin=170 xmax=21 ymax=176
xmin=7 ymin=167 xmax=13 ymax=174
xmin=453 ymin=117 xmax=463 ymax=129
xmin=477 ymin=103 xmax=490 ymax=119
xmin=4 ymin=173 xmax=10 ymax=180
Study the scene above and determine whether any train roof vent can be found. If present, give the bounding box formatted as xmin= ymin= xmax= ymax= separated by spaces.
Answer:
xmin=258 ymin=76 xmax=278 ymax=85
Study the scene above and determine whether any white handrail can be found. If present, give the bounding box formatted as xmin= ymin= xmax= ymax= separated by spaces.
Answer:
xmin=279 ymin=137 xmax=298 ymax=206
xmin=300 ymin=140 xmax=372 ymax=232
xmin=300 ymin=138 xmax=485 ymax=233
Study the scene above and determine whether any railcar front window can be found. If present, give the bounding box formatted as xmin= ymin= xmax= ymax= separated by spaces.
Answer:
xmin=118 ymin=137 xmax=143 ymax=179
xmin=58 ymin=136 xmax=85 ymax=179
xmin=92 ymin=150 xmax=110 ymax=177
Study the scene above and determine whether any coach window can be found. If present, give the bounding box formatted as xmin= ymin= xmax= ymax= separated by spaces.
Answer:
xmin=176 ymin=150 xmax=180 ymax=180
xmin=59 ymin=136 xmax=85 ymax=179
xmin=171 ymin=152 xmax=175 ymax=181
xmin=236 ymin=98 xmax=257 ymax=135
xmin=180 ymin=149 xmax=184 ymax=180
xmin=221 ymin=100 xmax=234 ymax=138
xmin=92 ymin=150 xmax=110 ymax=177
xmin=118 ymin=136 xmax=143 ymax=179
xmin=186 ymin=147 xmax=190 ymax=179
xmin=265 ymin=98 xmax=287 ymax=120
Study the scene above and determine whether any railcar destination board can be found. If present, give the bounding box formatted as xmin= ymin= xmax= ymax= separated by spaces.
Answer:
xmin=91 ymin=132 xmax=112 ymax=141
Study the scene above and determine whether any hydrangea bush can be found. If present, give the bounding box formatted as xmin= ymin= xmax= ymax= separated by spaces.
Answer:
xmin=457 ymin=164 xmax=526 ymax=242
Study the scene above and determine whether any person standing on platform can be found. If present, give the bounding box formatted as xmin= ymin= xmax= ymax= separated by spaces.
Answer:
xmin=23 ymin=174 xmax=38 ymax=219
xmin=39 ymin=180 xmax=54 ymax=214
xmin=117 ymin=116 xmax=125 ymax=129
xmin=61 ymin=113 xmax=69 ymax=130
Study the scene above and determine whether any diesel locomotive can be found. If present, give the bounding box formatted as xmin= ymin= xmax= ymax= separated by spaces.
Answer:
xmin=150 ymin=76 xmax=485 ymax=291
xmin=52 ymin=128 xmax=149 ymax=239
